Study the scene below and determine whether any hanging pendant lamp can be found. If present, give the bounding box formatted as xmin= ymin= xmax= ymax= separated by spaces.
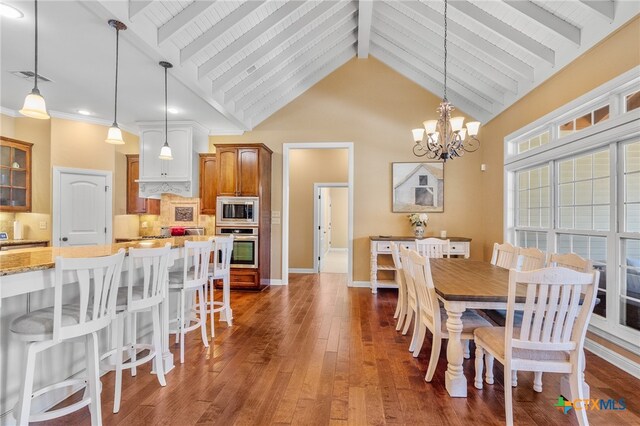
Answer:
xmin=105 ymin=19 xmax=127 ymax=145
xmin=20 ymin=0 xmax=49 ymax=119
xmin=158 ymin=61 xmax=173 ymax=160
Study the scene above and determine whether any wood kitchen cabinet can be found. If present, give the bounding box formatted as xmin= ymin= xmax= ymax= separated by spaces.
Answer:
xmin=0 ymin=136 xmax=32 ymax=212
xmin=126 ymin=155 xmax=160 ymax=215
xmin=199 ymin=153 xmax=216 ymax=214
xmin=216 ymin=146 xmax=259 ymax=196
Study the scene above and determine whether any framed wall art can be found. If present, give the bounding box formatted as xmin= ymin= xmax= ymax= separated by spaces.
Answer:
xmin=392 ymin=162 xmax=444 ymax=212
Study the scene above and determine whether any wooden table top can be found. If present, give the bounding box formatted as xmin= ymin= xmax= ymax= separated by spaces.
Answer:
xmin=430 ymin=258 xmax=527 ymax=303
xmin=370 ymin=236 xmax=471 ymax=242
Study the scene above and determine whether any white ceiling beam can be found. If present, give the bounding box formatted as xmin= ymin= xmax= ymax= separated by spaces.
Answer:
xmin=357 ymin=0 xmax=373 ymax=58
xmin=250 ymin=46 xmax=356 ymax=127
xmin=370 ymin=45 xmax=490 ymax=123
xmin=212 ymin=0 xmax=338 ymax=93
xmin=579 ymin=0 xmax=615 ymax=20
xmin=158 ymin=0 xmax=217 ymax=45
xmin=370 ymin=33 xmax=495 ymax=113
xmin=198 ymin=1 xmax=305 ymax=80
xmin=449 ymin=0 xmax=555 ymax=65
xmin=129 ymin=0 xmax=154 ymax=19
xmin=180 ymin=1 xmax=264 ymax=64
xmin=375 ymin=3 xmax=518 ymax=95
xmin=504 ymin=1 xmax=581 ymax=45
xmin=400 ymin=1 xmax=533 ymax=80
xmin=244 ymin=34 xmax=357 ymax=117
xmin=225 ymin=11 xmax=358 ymax=103
xmin=373 ymin=18 xmax=504 ymax=104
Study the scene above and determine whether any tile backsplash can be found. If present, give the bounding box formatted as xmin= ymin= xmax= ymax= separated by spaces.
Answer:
xmin=0 ymin=212 xmax=51 ymax=241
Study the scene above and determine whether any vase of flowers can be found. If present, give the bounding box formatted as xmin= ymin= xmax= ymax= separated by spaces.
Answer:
xmin=408 ymin=213 xmax=429 ymax=238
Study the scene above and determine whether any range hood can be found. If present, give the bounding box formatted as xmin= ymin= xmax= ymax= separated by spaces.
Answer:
xmin=136 ymin=121 xmax=209 ymax=199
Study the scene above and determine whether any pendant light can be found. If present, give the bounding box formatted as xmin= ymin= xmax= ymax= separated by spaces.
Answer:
xmin=105 ymin=19 xmax=127 ymax=145
xmin=159 ymin=61 xmax=173 ymax=160
xmin=19 ymin=0 xmax=49 ymax=119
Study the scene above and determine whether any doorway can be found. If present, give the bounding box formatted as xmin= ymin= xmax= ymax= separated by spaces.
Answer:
xmin=282 ymin=143 xmax=354 ymax=285
xmin=314 ymin=184 xmax=348 ymax=273
xmin=53 ymin=167 xmax=112 ymax=247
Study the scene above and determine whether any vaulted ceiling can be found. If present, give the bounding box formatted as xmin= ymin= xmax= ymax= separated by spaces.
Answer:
xmin=2 ymin=1 xmax=638 ymax=134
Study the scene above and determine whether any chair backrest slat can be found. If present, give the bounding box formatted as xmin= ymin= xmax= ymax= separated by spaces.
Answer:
xmin=491 ymin=242 xmax=518 ymax=269
xmin=540 ymin=284 xmax=561 ymax=343
xmin=54 ymin=249 xmax=125 ymax=342
xmin=183 ymin=239 xmax=213 ymax=289
xmin=212 ymin=236 xmax=234 ymax=276
xmin=516 ymin=247 xmax=546 ymax=271
xmin=128 ymin=244 xmax=172 ymax=311
xmin=390 ymin=242 xmax=405 ymax=289
xmin=415 ymin=238 xmax=450 ymax=259
xmin=410 ymin=250 xmax=440 ymax=331
xmin=400 ymin=246 xmax=418 ymax=306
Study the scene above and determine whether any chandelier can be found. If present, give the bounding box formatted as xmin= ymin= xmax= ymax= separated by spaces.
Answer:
xmin=411 ymin=0 xmax=480 ymax=161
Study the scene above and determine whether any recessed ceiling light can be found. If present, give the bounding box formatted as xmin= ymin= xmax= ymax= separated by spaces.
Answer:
xmin=0 ymin=3 xmax=24 ymax=19
xmin=167 ymin=107 xmax=178 ymax=114
xmin=77 ymin=109 xmax=92 ymax=116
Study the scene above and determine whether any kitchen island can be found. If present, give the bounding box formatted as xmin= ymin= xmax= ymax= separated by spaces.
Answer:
xmin=0 ymin=236 xmax=212 ymax=423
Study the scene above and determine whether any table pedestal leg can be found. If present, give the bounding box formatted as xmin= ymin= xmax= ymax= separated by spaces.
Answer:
xmin=444 ymin=303 xmax=467 ymax=397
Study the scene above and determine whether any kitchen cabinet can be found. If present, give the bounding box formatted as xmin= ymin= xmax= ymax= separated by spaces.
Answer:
xmin=216 ymin=147 xmax=259 ymax=196
xmin=0 ymin=136 xmax=32 ymax=212
xmin=199 ymin=154 xmax=216 ymax=215
xmin=126 ymin=155 xmax=160 ymax=215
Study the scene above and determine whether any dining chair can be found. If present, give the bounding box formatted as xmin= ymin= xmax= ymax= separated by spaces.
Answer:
xmin=490 ymin=242 xmax=519 ymax=269
xmin=168 ymin=239 xmax=213 ymax=364
xmin=399 ymin=246 xmax=419 ymax=338
xmin=110 ymin=244 xmax=171 ymax=413
xmin=10 ymin=249 xmax=125 ymax=425
xmin=408 ymin=250 xmax=492 ymax=381
xmin=549 ymin=252 xmax=592 ymax=272
xmin=206 ymin=235 xmax=234 ymax=338
xmin=516 ymin=247 xmax=546 ymax=271
xmin=390 ymin=242 xmax=409 ymax=332
xmin=415 ymin=237 xmax=450 ymax=258
xmin=473 ymin=266 xmax=600 ymax=426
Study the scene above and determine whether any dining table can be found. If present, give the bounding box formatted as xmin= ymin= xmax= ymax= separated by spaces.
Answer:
xmin=429 ymin=258 xmax=589 ymax=399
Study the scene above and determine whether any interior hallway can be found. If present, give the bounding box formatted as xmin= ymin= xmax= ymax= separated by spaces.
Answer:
xmin=44 ymin=274 xmax=640 ymax=425
xmin=320 ymin=249 xmax=348 ymax=274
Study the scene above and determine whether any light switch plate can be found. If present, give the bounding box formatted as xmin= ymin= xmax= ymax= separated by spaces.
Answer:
xmin=272 ymin=218 xmax=281 ymax=225
xmin=39 ymin=221 xmax=47 ymax=230
xmin=272 ymin=211 xmax=281 ymax=218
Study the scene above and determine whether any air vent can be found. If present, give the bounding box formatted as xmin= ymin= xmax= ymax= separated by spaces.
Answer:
xmin=246 ymin=65 xmax=256 ymax=74
xmin=10 ymin=70 xmax=52 ymax=82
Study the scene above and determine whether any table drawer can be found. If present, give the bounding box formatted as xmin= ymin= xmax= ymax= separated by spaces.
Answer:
xmin=449 ymin=243 xmax=468 ymax=255
xmin=376 ymin=241 xmax=415 ymax=252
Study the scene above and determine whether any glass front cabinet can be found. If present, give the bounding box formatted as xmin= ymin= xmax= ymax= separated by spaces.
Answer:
xmin=0 ymin=136 xmax=32 ymax=212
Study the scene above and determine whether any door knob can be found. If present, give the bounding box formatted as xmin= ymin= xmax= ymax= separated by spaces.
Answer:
xmin=61 ymin=237 xmax=68 ymax=242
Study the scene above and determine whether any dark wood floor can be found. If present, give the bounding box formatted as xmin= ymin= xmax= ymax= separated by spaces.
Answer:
xmin=39 ymin=273 xmax=640 ymax=425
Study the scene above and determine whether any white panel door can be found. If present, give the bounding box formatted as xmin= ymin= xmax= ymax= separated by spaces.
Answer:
xmin=59 ymin=172 xmax=108 ymax=246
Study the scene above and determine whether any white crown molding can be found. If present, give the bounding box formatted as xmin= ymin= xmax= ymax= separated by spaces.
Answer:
xmin=0 ymin=106 xmax=20 ymax=117
xmin=136 ymin=120 xmax=209 ymax=135
xmin=209 ymin=129 xmax=245 ymax=136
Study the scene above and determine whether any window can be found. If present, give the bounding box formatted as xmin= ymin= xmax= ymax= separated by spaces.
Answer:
xmin=558 ymin=105 xmax=609 ymax=138
xmin=517 ymin=131 xmax=550 ymax=154
xmin=516 ymin=165 xmax=550 ymax=228
xmin=626 ymin=90 xmax=640 ymax=113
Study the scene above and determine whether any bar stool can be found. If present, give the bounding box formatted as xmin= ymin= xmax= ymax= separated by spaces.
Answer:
xmin=110 ymin=244 xmax=171 ymax=413
xmin=205 ymin=236 xmax=234 ymax=338
xmin=168 ymin=239 xmax=213 ymax=364
xmin=10 ymin=249 xmax=125 ymax=425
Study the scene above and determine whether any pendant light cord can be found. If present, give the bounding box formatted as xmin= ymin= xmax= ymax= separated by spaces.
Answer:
xmin=164 ymin=66 xmax=168 ymax=144
xmin=33 ymin=0 xmax=39 ymax=92
xmin=443 ymin=0 xmax=447 ymax=102
xmin=113 ymin=26 xmax=120 ymax=126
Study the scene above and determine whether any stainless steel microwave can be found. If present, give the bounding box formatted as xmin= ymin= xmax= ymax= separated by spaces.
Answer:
xmin=216 ymin=197 xmax=259 ymax=226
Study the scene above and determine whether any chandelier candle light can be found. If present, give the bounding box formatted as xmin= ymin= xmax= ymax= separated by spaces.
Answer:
xmin=158 ymin=61 xmax=173 ymax=160
xmin=19 ymin=0 xmax=49 ymax=119
xmin=105 ymin=19 xmax=127 ymax=145
xmin=411 ymin=0 xmax=480 ymax=161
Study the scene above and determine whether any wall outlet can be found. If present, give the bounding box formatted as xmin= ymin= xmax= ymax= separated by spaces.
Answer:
xmin=39 ymin=221 xmax=47 ymax=230
xmin=272 ymin=217 xmax=281 ymax=225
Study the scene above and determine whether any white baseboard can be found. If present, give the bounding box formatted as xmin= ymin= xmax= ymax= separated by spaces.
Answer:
xmin=585 ymin=338 xmax=640 ymax=379
xmin=351 ymin=281 xmax=371 ymax=288
xmin=289 ymin=268 xmax=315 ymax=274
xmin=268 ymin=279 xmax=286 ymax=286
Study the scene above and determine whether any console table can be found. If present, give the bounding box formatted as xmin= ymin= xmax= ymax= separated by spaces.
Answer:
xmin=369 ymin=235 xmax=471 ymax=294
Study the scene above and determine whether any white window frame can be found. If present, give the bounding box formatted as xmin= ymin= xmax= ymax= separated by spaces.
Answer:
xmin=504 ymin=67 xmax=640 ymax=352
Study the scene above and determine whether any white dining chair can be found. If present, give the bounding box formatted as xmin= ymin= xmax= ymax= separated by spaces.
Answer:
xmin=490 ymin=242 xmax=519 ymax=269
xmin=168 ymin=239 xmax=213 ymax=364
xmin=10 ymin=249 xmax=125 ymax=425
xmin=473 ymin=266 xmax=600 ymax=426
xmin=390 ymin=242 xmax=409 ymax=332
xmin=516 ymin=247 xmax=546 ymax=271
xmin=399 ymin=246 xmax=419 ymax=338
xmin=407 ymin=250 xmax=491 ymax=380
xmin=415 ymin=237 xmax=450 ymax=258
xmin=206 ymin=235 xmax=234 ymax=337
xmin=549 ymin=252 xmax=592 ymax=272
xmin=110 ymin=244 xmax=171 ymax=413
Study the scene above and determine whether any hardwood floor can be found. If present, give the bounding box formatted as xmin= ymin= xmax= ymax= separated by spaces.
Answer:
xmin=38 ymin=273 xmax=639 ymax=425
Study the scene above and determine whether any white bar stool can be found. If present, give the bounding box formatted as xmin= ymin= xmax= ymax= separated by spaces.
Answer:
xmin=9 ymin=249 xmax=125 ymax=425
xmin=168 ymin=239 xmax=213 ymax=364
xmin=109 ymin=244 xmax=171 ymax=413
xmin=205 ymin=236 xmax=234 ymax=338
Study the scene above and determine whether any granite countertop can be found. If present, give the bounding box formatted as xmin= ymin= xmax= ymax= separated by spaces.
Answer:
xmin=0 ymin=239 xmax=50 ymax=247
xmin=370 ymin=235 xmax=472 ymax=242
xmin=0 ymin=236 xmax=213 ymax=277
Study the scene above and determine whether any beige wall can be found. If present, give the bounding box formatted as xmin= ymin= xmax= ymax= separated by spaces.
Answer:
xmin=480 ymin=16 xmax=640 ymax=259
xmin=289 ymin=149 xmax=348 ymax=269
xmin=211 ymin=57 xmax=485 ymax=281
xmin=330 ymin=187 xmax=348 ymax=249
